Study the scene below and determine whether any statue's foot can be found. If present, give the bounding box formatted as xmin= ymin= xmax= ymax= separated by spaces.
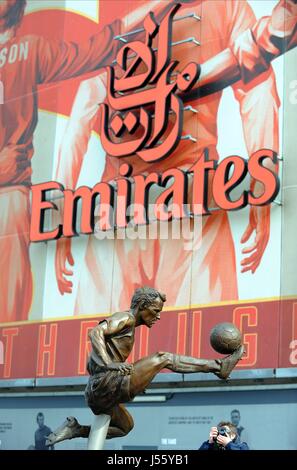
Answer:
xmin=46 ymin=416 xmax=83 ymax=446
xmin=215 ymin=345 xmax=245 ymax=380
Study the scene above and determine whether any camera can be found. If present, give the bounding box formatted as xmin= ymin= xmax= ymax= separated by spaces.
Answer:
xmin=214 ymin=426 xmax=228 ymax=441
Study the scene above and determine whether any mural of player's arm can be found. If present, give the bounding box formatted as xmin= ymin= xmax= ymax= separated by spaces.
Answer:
xmin=36 ymin=1 xmax=183 ymax=85
xmin=220 ymin=0 xmax=280 ymax=275
xmin=55 ymin=74 xmax=107 ymax=190
xmin=54 ymin=73 xmax=107 ymax=295
xmin=192 ymin=0 xmax=296 ymax=274
xmin=34 ymin=24 xmax=119 ymax=86
xmin=188 ymin=0 xmax=297 ymax=99
xmin=232 ymin=0 xmax=297 ymax=85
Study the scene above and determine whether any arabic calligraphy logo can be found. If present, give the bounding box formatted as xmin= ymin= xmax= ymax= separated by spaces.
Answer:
xmin=101 ymin=3 xmax=200 ymax=163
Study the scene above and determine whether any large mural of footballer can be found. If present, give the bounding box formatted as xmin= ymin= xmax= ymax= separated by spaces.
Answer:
xmin=0 ymin=0 xmax=296 ymax=323
xmin=0 ymin=0 xmax=181 ymax=323
xmin=53 ymin=0 xmax=296 ymax=315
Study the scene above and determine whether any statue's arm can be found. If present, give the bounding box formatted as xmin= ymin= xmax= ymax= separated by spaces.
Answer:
xmin=88 ymin=322 xmax=113 ymax=366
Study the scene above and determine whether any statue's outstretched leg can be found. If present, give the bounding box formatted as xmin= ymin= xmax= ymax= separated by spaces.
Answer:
xmin=169 ymin=345 xmax=245 ymax=380
xmin=129 ymin=345 xmax=244 ymax=396
xmin=46 ymin=346 xmax=243 ymax=446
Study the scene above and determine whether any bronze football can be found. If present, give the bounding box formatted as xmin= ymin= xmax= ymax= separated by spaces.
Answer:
xmin=210 ymin=322 xmax=242 ymax=354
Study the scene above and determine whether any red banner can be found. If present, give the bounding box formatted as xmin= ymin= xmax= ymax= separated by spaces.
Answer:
xmin=1 ymin=298 xmax=296 ymax=380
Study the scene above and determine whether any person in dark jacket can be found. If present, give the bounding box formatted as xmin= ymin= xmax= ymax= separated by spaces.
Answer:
xmin=199 ymin=421 xmax=249 ymax=451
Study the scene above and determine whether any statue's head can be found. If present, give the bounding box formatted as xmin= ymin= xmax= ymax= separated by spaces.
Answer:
xmin=130 ymin=287 xmax=166 ymax=328
xmin=0 ymin=1 xmax=26 ymax=29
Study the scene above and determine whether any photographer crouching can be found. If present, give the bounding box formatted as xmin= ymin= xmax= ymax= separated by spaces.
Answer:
xmin=199 ymin=422 xmax=249 ymax=451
